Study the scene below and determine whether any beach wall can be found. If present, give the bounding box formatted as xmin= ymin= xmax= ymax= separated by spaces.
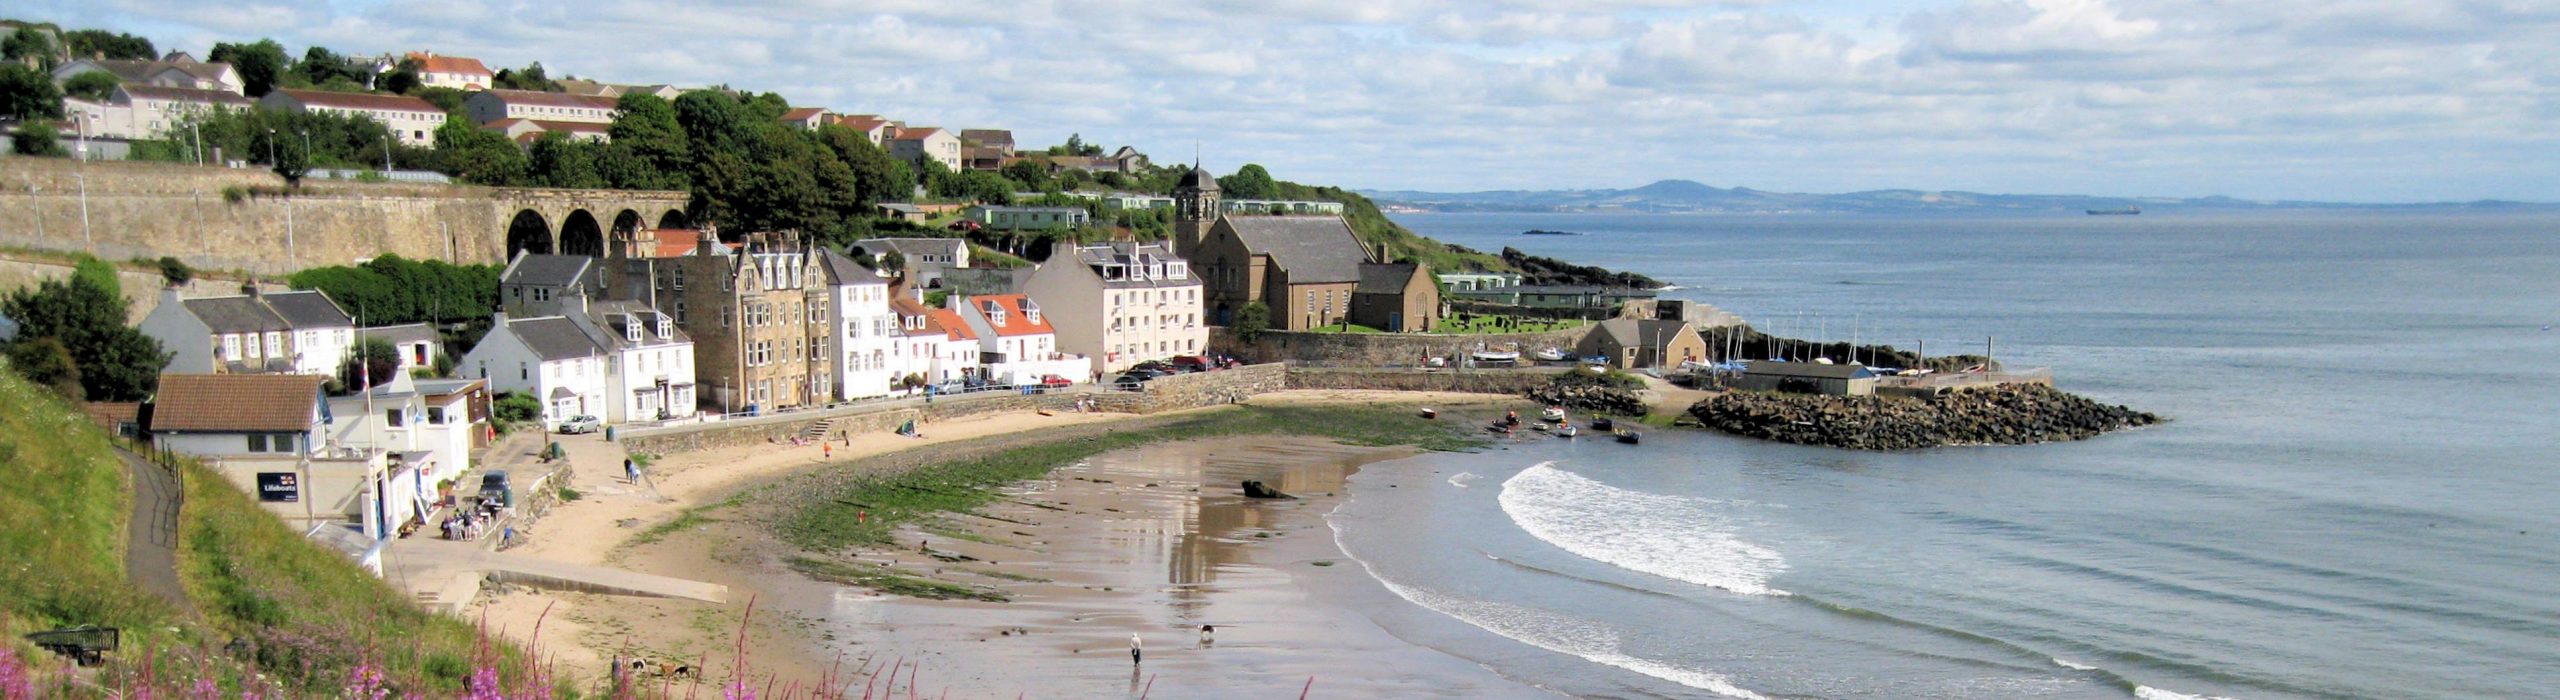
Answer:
xmin=1124 ymin=362 xmax=1288 ymax=409
xmin=1210 ymin=325 xmax=1593 ymax=367
xmin=1284 ymin=367 xmax=1561 ymax=394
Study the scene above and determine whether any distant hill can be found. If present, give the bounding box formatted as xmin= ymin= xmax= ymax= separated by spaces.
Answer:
xmin=1362 ymin=180 xmax=2552 ymax=214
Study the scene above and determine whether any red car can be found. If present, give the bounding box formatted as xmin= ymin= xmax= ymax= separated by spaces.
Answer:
xmin=1039 ymin=374 xmax=1074 ymax=387
xmin=948 ymin=219 xmax=982 ymax=232
xmin=1170 ymin=356 xmax=1213 ymax=372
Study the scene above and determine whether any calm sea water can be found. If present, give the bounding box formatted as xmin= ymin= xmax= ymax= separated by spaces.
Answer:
xmin=1320 ymin=212 xmax=2560 ymax=699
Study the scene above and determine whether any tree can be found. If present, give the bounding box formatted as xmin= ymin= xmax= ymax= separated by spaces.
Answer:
xmin=294 ymin=46 xmax=370 ymax=90
xmin=61 ymin=30 xmax=155 ymax=60
xmin=62 ymin=71 xmax=119 ymax=101
xmin=208 ymin=39 xmax=289 ymax=96
xmin=71 ymin=256 xmax=120 ymax=301
xmin=880 ymin=250 xmax=907 ymax=274
xmin=1231 ymin=301 xmax=1272 ymax=341
xmin=271 ymin=129 xmax=310 ymax=184
xmin=1002 ymin=160 xmax=1051 ymax=191
xmin=382 ymin=57 xmax=423 ymax=95
xmin=492 ymin=62 xmax=557 ymax=91
xmin=334 ymin=338 xmax=400 ymax=395
xmin=1217 ymin=164 xmax=1280 ymax=200
xmin=157 ymin=257 xmax=194 ymax=286
xmin=410 ymin=86 xmax=468 ymax=114
xmin=8 ymin=337 xmax=82 ymax=401
xmin=432 ymin=117 xmax=527 ymax=185
xmin=11 ymin=122 xmax=65 ymax=157
xmin=609 ymin=93 xmax=690 ymax=190
xmin=2 ymin=27 xmax=53 ymax=70
xmin=492 ymin=391 xmax=542 ymax=426
xmin=0 ymin=64 xmax=64 ymax=121
xmin=1 ymin=276 xmax=168 ymax=401
xmin=527 ymin=133 xmax=604 ymax=188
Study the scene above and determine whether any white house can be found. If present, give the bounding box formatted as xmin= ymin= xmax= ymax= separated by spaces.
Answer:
xmin=464 ymin=89 xmax=620 ymax=126
xmin=325 ymin=377 xmax=491 ymax=512
xmin=817 ymin=249 xmax=898 ymax=400
xmin=578 ymin=301 xmax=697 ymax=423
xmin=847 ymin=238 xmax=969 ymax=289
xmin=150 ymin=373 xmax=408 ymax=538
xmin=53 ymin=54 xmax=243 ymax=95
xmin=364 ymin=323 xmax=441 ymax=375
xmin=405 ymin=52 xmax=494 ymax=91
xmin=459 ymin=313 xmax=610 ymax=428
xmin=139 ymin=287 xmax=357 ymax=377
xmin=258 ymin=89 xmax=449 ymax=147
xmin=60 ymin=85 xmax=253 ymax=141
xmin=888 ymin=297 xmax=975 ymax=386
xmin=1023 ymin=240 xmax=1206 ymax=375
xmin=952 ymin=294 xmax=1082 ymax=385
xmin=498 ymin=252 xmax=600 ymax=316
xmin=888 ymin=126 xmax=962 ymax=172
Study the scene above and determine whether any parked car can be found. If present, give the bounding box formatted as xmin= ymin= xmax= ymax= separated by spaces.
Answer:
xmin=1039 ymin=374 xmax=1073 ymax=387
xmin=1113 ymin=373 xmax=1153 ymax=390
xmin=1170 ymin=355 xmax=1213 ymax=372
xmin=478 ymin=471 xmax=512 ymax=509
xmin=557 ymin=415 xmax=602 ymax=434
xmin=1131 ymin=360 xmax=1180 ymax=375
xmin=947 ymin=219 xmax=981 ymax=232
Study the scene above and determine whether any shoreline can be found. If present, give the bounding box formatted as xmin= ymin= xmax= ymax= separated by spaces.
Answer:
xmin=463 ymin=391 xmax=1533 ymax=695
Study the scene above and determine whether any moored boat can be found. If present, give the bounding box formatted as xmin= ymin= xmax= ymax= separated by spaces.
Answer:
xmin=1540 ymin=407 xmax=1567 ymax=423
xmin=1590 ymin=417 xmax=1615 ymax=431
xmin=1615 ymin=429 xmax=1640 ymax=445
xmin=1559 ymin=425 xmax=1578 ymax=438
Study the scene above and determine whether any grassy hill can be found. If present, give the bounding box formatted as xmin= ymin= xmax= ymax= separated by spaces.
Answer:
xmin=0 ymin=364 xmax=541 ymax=697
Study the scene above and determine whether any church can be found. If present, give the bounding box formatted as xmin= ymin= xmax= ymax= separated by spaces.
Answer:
xmin=1173 ymin=165 xmax=1440 ymax=332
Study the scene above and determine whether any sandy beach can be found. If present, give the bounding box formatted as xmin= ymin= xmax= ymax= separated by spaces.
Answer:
xmin=465 ymin=390 xmax=1545 ymax=697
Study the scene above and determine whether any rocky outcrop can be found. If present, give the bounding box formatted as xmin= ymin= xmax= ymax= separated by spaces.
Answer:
xmin=1525 ymin=382 xmax=1648 ymax=416
xmin=1241 ymin=480 xmax=1296 ymax=499
xmin=1688 ymin=385 xmax=2161 ymax=450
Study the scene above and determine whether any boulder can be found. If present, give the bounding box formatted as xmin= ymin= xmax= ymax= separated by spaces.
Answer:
xmin=1686 ymin=384 xmax=2161 ymax=450
xmin=1241 ymin=480 xmax=1296 ymax=499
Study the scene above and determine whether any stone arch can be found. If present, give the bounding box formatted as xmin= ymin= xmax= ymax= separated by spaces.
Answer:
xmin=609 ymin=209 xmax=644 ymax=257
xmin=657 ymin=209 xmax=693 ymax=231
xmin=559 ymin=209 xmax=605 ymax=257
xmin=506 ymin=209 xmax=554 ymax=257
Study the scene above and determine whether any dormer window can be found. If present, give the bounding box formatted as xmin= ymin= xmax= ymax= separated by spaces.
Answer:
xmin=626 ymin=320 xmax=641 ymax=343
xmin=1023 ymin=300 xmax=1041 ymax=324
xmin=657 ymin=318 xmax=673 ymax=339
xmin=1167 ymin=262 xmax=1188 ymax=280
xmin=983 ymin=300 xmax=1006 ymax=326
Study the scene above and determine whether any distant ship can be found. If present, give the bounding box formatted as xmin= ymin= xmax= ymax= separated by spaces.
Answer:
xmin=1522 ymin=229 xmax=1588 ymax=236
xmin=2086 ymin=205 xmax=2142 ymax=215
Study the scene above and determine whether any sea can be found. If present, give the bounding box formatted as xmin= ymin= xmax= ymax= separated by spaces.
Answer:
xmin=1317 ymin=211 xmax=2560 ymax=699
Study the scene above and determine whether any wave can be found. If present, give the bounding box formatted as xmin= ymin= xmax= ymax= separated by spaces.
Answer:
xmin=2053 ymin=657 xmax=2099 ymax=671
xmin=1497 ymin=463 xmax=1788 ymax=596
xmin=1448 ymin=471 xmax=1480 ymax=488
xmin=1328 ymin=513 xmax=1767 ymax=699
xmin=2133 ymin=686 xmax=2240 ymax=700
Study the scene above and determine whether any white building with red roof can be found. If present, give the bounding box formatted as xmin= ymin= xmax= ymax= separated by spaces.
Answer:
xmin=953 ymin=294 xmax=1086 ymax=385
xmin=889 ymin=126 xmax=962 ymax=172
xmin=258 ymin=89 xmax=449 ymax=146
xmin=464 ymin=89 xmax=620 ymax=126
xmin=485 ymin=117 xmax=612 ymax=144
xmin=406 ymin=51 xmax=494 ymax=91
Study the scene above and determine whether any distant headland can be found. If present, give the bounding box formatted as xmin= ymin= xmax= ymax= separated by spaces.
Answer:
xmin=1366 ymin=180 xmax=2555 ymax=215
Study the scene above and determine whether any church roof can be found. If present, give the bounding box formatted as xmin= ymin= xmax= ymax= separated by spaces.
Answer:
xmin=1177 ymin=164 xmax=1219 ymax=192
xmin=1221 ymin=216 xmax=1369 ymax=284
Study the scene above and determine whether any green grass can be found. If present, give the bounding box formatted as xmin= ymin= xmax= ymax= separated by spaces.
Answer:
xmin=0 ymin=362 xmax=159 ymax=635
xmin=777 ymin=405 xmax=1483 ymax=556
xmin=787 ymin=557 xmax=1007 ymax=602
xmin=629 ymin=495 xmax=737 ymax=546
xmin=1307 ymin=322 xmax=1384 ymax=334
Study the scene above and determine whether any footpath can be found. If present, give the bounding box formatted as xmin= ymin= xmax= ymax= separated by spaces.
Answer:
xmin=118 ymin=448 xmax=190 ymax=611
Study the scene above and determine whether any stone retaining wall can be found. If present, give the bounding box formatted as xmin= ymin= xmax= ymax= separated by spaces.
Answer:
xmin=1283 ymin=367 xmax=1562 ymax=394
xmin=1210 ymin=325 xmax=1593 ymax=367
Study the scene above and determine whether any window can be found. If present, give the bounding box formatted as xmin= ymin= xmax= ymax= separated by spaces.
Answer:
xmin=264 ymin=332 xmax=283 ymax=358
xmin=245 ymin=434 xmax=268 ymax=452
xmin=386 ymin=408 xmax=405 ymax=427
xmin=428 ymin=406 xmax=448 ymax=425
xmin=223 ymin=335 xmax=241 ymax=361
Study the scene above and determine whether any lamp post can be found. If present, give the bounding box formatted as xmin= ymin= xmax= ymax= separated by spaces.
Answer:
xmin=76 ymin=114 xmax=96 ymax=252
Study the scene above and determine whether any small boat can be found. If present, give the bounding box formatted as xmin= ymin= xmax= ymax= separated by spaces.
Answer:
xmin=1558 ymin=425 xmax=1578 ymax=438
xmin=1532 ymin=422 xmax=1550 ymax=432
xmin=1590 ymin=417 xmax=1614 ymax=431
xmin=1521 ymin=229 xmax=1587 ymax=236
xmin=2086 ymin=205 xmax=2141 ymax=215
xmin=1540 ymin=407 xmax=1567 ymax=423
xmin=1615 ymin=429 xmax=1640 ymax=445
xmin=1471 ymin=350 xmax=1521 ymax=365
xmin=1532 ymin=347 xmax=1570 ymax=362
xmin=1420 ymin=408 xmax=1438 ymax=419
xmin=1486 ymin=423 xmax=1514 ymax=434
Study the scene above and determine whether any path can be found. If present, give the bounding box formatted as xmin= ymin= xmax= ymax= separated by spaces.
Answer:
xmin=118 ymin=448 xmax=191 ymax=610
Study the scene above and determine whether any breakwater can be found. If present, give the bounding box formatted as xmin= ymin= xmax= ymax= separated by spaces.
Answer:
xmin=1687 ymin=384 xmax=2161 ymax=450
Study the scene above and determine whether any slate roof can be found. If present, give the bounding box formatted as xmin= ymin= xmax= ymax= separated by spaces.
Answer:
xmin=151 ymin=374 xmax=328 ymax=433
xmin=1355 ymin=262 xmax=1422 ymax=295
xmin=1742 ymin=360 xmax=1874 ymax=380
xmin=1068 ymin=242 xmax=1194 ymax=289
xmin=118 ymin=85 xmax=252 ymax=106
xmin=269 ymin=88 xmax=442 ymax=114
xmin=180 ymin=297 xmax=289 ymax=334
xmin=815 ymin=248 xmax=881 ymax=286
xmin=580 ymin=301 xmax=688 ymax=350
xmin=262 ymin=291 xmax=353 ymax=328
xmin=1222 ymin=216 xmax=1370 ymax=284
xmin=502 ymin=253 xmax=593 ymax=288
xmin=1177 ymin=164 xmax=1218 ymax=191
xmin=505 ymin=316 xmax=604 ymax=362
xmin=479 ymin=88 xmax=618 ymax=110
xmin=362 ymin=323 xmax=439 ymax=347
xmin=1593 ymin=319 xmax=1693 ymax=349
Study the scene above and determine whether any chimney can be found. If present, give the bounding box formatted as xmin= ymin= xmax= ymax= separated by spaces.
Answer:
xmin=241 ymin=281 xmax=262 ymax=300
xmin=696 ymin=225 xmax=717 ymax=256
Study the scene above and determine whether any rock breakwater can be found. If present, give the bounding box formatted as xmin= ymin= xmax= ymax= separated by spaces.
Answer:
xmin=1688 ymin=384 xmax=2161 ymax=450
xmin=1525 ymin=382 xmax=1648 ymax=416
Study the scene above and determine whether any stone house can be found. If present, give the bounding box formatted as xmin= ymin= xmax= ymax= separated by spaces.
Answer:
xmin=604 ymin=234 xmax=834 ymax=415
xmin=1190 ymin=215 xmax=1373 ymax=331
xmin=139 ymin=287 xmax=356 ymax=377
xmin=1577 ymin=319 xmax=1707 ymax=370
xmin=1022 ymin=240 xmax=1205 ymax=375
xmin=258 ymin=89 xmax=448 ymax=146
xmin=1349 ymin=262 xmax=1440 ymax=333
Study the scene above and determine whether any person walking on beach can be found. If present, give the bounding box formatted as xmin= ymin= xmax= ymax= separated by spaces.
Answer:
xmin=1130 ymin=633 xmax=1142 ymax=665
xmin=823 ymin=442 xmax=832 ymax=461
xmin=625 ymin=458 xmax=638 ymax=484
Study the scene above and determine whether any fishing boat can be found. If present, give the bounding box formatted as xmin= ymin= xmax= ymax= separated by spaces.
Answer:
xmin=1521 ymin=229 xmax=1587 ymax=236
xmin=1615 ymin=429 xmax=1640 ymax=445
xmin=1590 ymin=417 xmax=1614 ymax=431
xmin=1532 ymin=347 xmax=1570 ymax=362
xmin=1471 ymin=350 xmax=1522 ymax=365
xmin=1559 ymin=425 xmax=1578 ymax=438
xmin=1540 ymin=407 xmax=1567 ymax=423
xmin=2086 ymin=205 xmax=2141 ymax=215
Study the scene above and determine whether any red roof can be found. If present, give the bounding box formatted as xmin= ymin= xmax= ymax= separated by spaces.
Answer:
xmin=892 ymin=127 xmax=944 ymax=141
xmin=928 ymin=309 xmax=976 ymax=341
xmin=269 ymin=88 xmax=442 ymax=114
xmin=780 ymin=107 xmax=827 ymax=121
xmin=407 ymin=52 xmax=493 ymax=77
xmin=973 ymin=294 xmax=1053 ymax=337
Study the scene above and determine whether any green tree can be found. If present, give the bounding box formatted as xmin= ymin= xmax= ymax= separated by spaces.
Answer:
xmin=879 ymin=250 xmax=907 ymax=274
xmin=71 ymin=256 xmax=120 ymax=301
xmin=0 ymin=64 xmax=64 ymax=121
xmin=208 ymin=39 xmax=289 ymax=96
xmin=1 ymin=277 xmax=168 ymax=401
xmin=2 ymin=27 xmax=53 ymax=70
xmin=61 ymin=71 xmax=119 ymax=101
xmin=527 ymin=132 xmax=604 ymax=188
xmin=61 ymin=30 xmax=155 ymax=60
xmin=7 ymin=336 xmax=83 ymax=401
xmin=432 ymin=117 xmax=527 ymax=185
xmin=11 ymin=122 xmax=66 ymax=157
xmin=492 ymin=391 xmax=542 ymax=426
xmin=609 ymin=93 xmax=690 ymax=190
xmin=287 ymin=255 xmax=502 ymax=326
xmin=382 ymin=57 xmax=423 ymax=94
xmin=814 ymin=124 xmax=909 ymax=206
xmin=1002 ymin=159 xmax=1051 ymax=191
xmin=271 ymin=128 xmax=310 ymax=184
xmin=1217 ymin=164 xmax=1280 ymax=200
xmin=410 ymin=86 xmax=468 ymax=114
xmin=334 ymin=338 xmax=401 ymax=395
xmin=156 ymin=257 xmax=194 ymax=286
xmin=293 ymin=46 xmax=372 ymax=89
xmin=492 ymin=62 xmax=558 ymax=91
xmin=1231 ymin=301 xmax=1272 ymax=341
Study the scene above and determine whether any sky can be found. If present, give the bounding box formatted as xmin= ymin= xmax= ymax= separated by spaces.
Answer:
xmin=23 ymin=0 xmax=2560 ymax=202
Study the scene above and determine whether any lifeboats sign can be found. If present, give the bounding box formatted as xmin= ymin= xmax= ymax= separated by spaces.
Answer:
xmin=256 ymin=472 xmax=300 ymax=502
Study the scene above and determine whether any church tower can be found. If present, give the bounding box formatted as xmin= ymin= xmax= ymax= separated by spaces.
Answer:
xmin=1172 ymin=162 xmax=1220 ymax=258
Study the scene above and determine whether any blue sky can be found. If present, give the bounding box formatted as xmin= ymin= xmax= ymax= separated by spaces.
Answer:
xmin=24 ymin=0 xmax=2560 ymax=202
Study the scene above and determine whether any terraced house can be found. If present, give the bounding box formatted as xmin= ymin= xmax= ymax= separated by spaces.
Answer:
xmin=1023 ymin=239 xmax=1206 ymax=375
xmin=140 ymin=286 xmax=356 ymax=377
xmin=612 ymin=233 xmax=835 ymax=414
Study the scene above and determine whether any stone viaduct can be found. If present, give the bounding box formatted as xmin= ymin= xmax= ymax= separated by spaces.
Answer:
xmin=0 ymin=157 xmax=692 ymax=275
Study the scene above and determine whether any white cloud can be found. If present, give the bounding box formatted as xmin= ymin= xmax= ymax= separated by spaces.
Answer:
xmin=13 ymin=0 xmax=2559 ymax=200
